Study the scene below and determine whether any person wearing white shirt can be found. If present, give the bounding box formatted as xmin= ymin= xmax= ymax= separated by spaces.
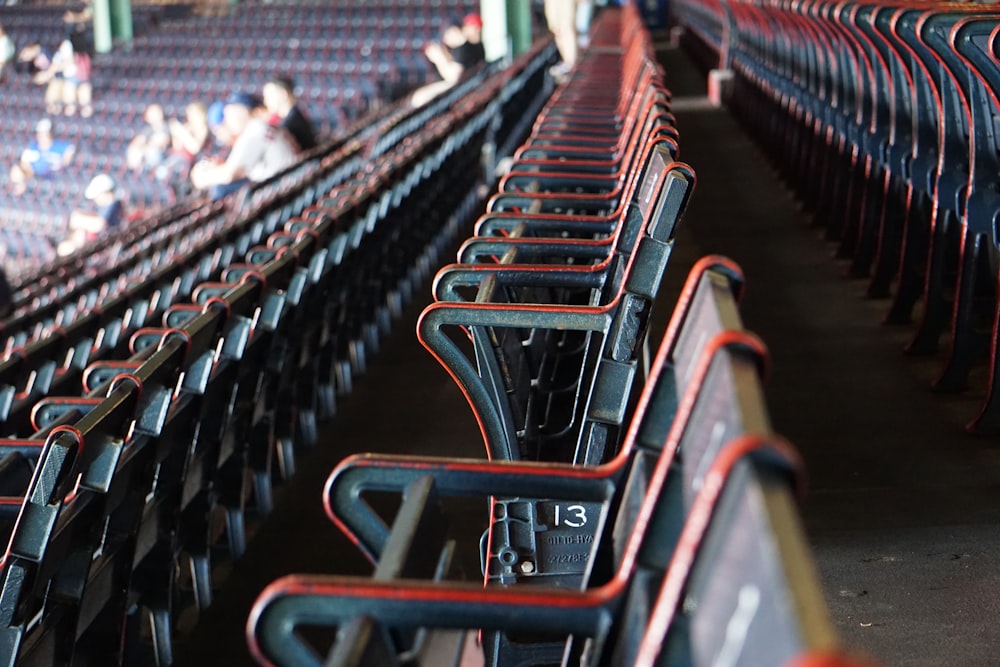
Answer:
xmin=190 ymin=92 xmax=298 ymax=200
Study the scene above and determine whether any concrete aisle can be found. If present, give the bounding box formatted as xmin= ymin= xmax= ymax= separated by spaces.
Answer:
xmin=658 ymin=45 xmax=1000 ymax=667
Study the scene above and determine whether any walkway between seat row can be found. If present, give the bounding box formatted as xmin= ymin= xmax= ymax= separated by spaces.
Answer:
xmin=657 ymin=45 xmax=1000 ymax=667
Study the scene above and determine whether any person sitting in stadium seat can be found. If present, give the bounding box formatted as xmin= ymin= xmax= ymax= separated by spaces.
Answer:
xmin=58 ymin=32 xmax=94 ymax=117
xmin=155 ymin=101 xmax=211 ymax=199
xmin=204 ymin=99 xmax=228 ymax=147
xmin=168 ymin=102 xmax=211 ymax=161
xmin=262 ymin=74 xmax=317 ymax=151
xmin=126 ymin=103 xmax=172 ymax=173
xmin=189 ymin=92 xmax=298 ymax=201
xmin=61 ymin=173 xmax=123 ymax=255
xmin=410 ymin=13 xmax=485 ymax=108
xmin=0 ymin=24 xmax=15 ymax=83
xmin=15 ymin=42 xmax=49 ymax=77
xmin=63 ymin=0 xmax=94 ymax=28
xmin=18 ymin=43 xmax=65 ymax=114
xmin=9 ymin=117 xmax=75 ymax=194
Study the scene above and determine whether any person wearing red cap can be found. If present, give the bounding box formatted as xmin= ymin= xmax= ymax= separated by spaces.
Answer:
xmin=463 ymin=12 xmax=483 ymax=33
xmin=411 ymin=13 xmax=485 ymax=107
xmin=455 ymin=14 xmax=485 ymax=69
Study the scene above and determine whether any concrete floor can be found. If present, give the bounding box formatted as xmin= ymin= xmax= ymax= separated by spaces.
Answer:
xmin=177 ymin=46 xmax=1000 ymax=667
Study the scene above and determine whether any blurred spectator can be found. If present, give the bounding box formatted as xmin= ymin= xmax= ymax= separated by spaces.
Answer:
xmin=169 ymin=102 xmax=211 ymax=160
xmin=15 ymin=42 xmax=49 ymax=76
xmin=459 ymin=14 xmax=485 ymax=61
xmin=0 ymin=24 xmax=14 ymax=82
xmin=63 ymin=1 xmax=94 ymax=28
xmin=19 ymin=43 xmax=65 ymax=114
xmin=126 ymin=103 xmax=171 ymax=172
xmin=61 ymin=173 xmax=123 ymax=255
xmin=190 ymin=93 xmax=298 ymax=201
xmin=205 ymin=99 xmax=229 ymax=147
xmin=545 ymin=0 xmax=578 ymax=81
xmin=58 ymin=33 xmax=93 ymax=117
xmin=25 ymin=36 xmax=92 ymax=116
xmin=263 ymin=74 xmax=317 ymax=151
xmin=9 ymin=118 xmax=75 ymax=194
xmin=156 ymin=101 xmax=211 ymax=198
xmin=410 ymin=13 xmax=485 ymax=107
xmin=0 ymin=265 xmax=10 ymax=318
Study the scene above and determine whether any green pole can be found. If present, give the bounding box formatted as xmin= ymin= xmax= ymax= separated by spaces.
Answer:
xmin=91 ymin=0 xmax=112 ymax=54
xmin=505 ymin=0 xmax=532 ymax=58
xmin=110 ymin=0 xmax=133 ymax=44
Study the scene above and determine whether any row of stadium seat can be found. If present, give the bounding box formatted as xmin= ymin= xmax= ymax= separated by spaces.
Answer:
xmin=94 ymin=55 xmax=403 ymax=78
xmin=0 ymin=33 xmax=554 ymax=666
xmin=246 ymin=5 xmax=870 ymax=666
xmin=139 ymin=34 xmax=445 ymax=53
xmin=159 ymin=19 xmax=445 ymax=39
xmin=672 ymin=0 xmax=1000 ymax=433
xmin=162 ymin=0 xmax=470 ymax=24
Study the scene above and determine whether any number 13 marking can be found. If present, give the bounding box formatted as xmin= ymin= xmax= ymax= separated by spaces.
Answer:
xmin=554 ymin=504 xmax=587 ymax=528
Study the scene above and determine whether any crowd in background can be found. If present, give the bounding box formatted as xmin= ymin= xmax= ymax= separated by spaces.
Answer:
xmin=410 ymin=11 xmax=484 ymax=107
xmin=0 ymin=0 xmax=606 ymax=262
xmin=0 ymin=0 xmax=328 ymax=259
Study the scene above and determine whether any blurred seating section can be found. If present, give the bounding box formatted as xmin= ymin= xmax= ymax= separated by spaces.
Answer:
xmin=0 ymin=0 xmax=477 ymax=279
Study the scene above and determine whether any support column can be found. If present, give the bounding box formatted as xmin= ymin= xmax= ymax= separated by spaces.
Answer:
xmin=505 ymin=0 xmax=532 ymax=59
xmin=480 ymin=0 xmax=509 ymax=62
xmin=110 ymin=0 xmax=133 ymax=44
xmin=91 ymin=0 xmax=112 ymax=54
xmin=90 ymin=0 xmax=132 ymax=53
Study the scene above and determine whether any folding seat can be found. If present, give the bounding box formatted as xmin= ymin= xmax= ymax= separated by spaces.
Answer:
xmin=918 ymin=15 xmax=1000 ymax=423
xmin=901 ymin=11 xmax=1000 ymax=395
xmin=327 ymin=253 xmax=742 ymax=568
xmin=724 ymin=0 xmax=802 ymax=219
xmin=852 ymin=10 xmax=945 ymax=332
xmin=498 ymin=95 xmax=673 ymax=195
xmin=417 ymin=116 xmax=688 ymax=468
xmin=517 ymin=60 xmax=669 ymax=145
xmin=247 ymin=295 xmax=843 ymax=667
xmin=792 ymin=3 xmax=865 ymax=243
xmin=3 ymin=197 xmax=268 ymax=647
xmin=468 ymin=127 xmax=679 ymax=283
xmin=709 ymin=0 xmax=997 ymax=408
xmin=854 ymin=11 xmax=947 ymax=337
xmin=856 ymin=5 xmax=922 ymax=300
xmin=243 ymin=17 xmax=744 ymax=664
xmin=120 ymin=277 xmax=273 ymax=665
xmin=40 ymin=340 xmax=201 ymax=651
xmin=0 ymin=388 xmax=142 ymax=665
xmin=821 ymin=5 xmax=897 ymax=281
xmin=784 ymin=2 xmax=846 ymax=211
